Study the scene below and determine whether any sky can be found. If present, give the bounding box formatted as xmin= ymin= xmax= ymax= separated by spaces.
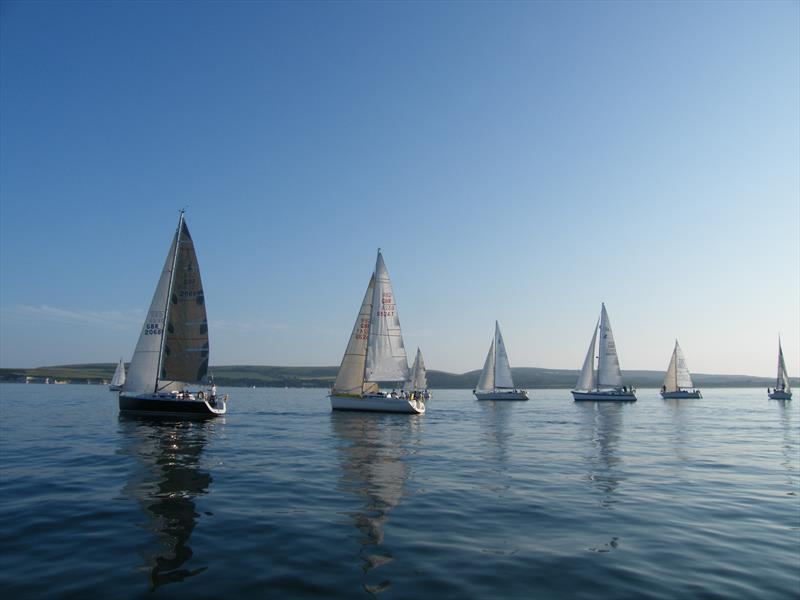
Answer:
xmin=1 ymin=0 xmax=798 ymax=377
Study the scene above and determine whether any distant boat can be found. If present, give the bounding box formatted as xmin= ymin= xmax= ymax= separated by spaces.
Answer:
xmin=473 ymin=321 xmax=528 ymax=401
xmin=109 ymin=358 xmax=126 ymax=391
xmin=404 ymin=348 xmax=431 ymax=400
xmin=660 ymin=340 xmax=701 ymax=399
xmin=572 ymin=304 xmax=636 ymax=401
xmin=119 ymin=210 xmax=227 ymax=418
xmin=329 ymin=250 xmax=424 ymax=414
xmin=768 ymin=338 xmax=792 ymax=400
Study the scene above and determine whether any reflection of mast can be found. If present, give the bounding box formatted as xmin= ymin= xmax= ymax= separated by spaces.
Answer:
xmin=577 ymin=403 xmax=624 ymax=505
xmin=118 ymin=417 xmax=213 ymax=591
xmin=330 ymin=414 xmax=414 ymax=573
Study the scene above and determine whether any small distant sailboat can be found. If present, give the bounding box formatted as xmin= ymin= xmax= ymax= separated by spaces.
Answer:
xmin=768 ymin=338 xmax=792 ymax=400
xmin=109 ymin=358 xmax=126 ymax=391
xmin=572 ymin=304 xmax=636 ymax=401
xmin=119 ymin=210 xmax=227 ymax=418
xmin=473 ymin=321 xmax=528 ymax=401
xmin=329 ymin=250 xmax=425 ymax=414
xmin=404 ymin=348 xmax=431 ymax=400
xmin=660 ymin=340 xmax=701 ymax=399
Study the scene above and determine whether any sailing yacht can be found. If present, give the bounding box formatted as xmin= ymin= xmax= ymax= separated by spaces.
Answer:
xmin=404 ymin=348 xmax=431 ymax=400
xmin=473 ymin=321 xmax=528 ymax=401
xmin=660 ymin=340 xmax=701 ymax=399
xmin=119 ymin=210 xmax=227 ymax=417
xmin=329 ymin=250 xmax=425 ymax=414
xmin=768 ymin=338 xmax=792 ymax=400
xmin=109 ymin=358 xmax=126 ymax=391
xmin=572 ymin=304 xmax=636 ymax=401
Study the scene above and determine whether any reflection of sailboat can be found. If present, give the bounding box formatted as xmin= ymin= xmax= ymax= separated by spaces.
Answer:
xmin=330 ymin=413 xmax=414 ymax=577
xmin=768 ymin=337 xmax=793 ymax=400
xmin=577 ymin=402 xmax=625 ymax=506
xmin=118 ymin=416 xmax=214 ymax=591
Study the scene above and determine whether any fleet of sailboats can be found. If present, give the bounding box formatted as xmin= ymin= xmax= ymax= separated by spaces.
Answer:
xmin=768 ymin=338 xmax=792 ymax=400
xmin=473 ymin=322 xmax=528 ymax=401
xmin=328 ymin=250 xmax=425 ymax=414
xmin=109 ymin=358 xmax=126 ymax=391
xmin=660 ymin=340 xmax=702 ymax=399
xmin=118 ymin=210 xmax=227 ymax=418
xmin=572 ymin=304 xmax=636 ymax=401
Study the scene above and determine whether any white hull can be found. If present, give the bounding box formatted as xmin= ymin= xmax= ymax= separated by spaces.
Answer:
xmin=661 ymin=390 xmax=702 ymax=399
xmin=572 ymin=390 xmax=637 ymax=401
xmin=768 ymin=390 xmax=792 ymax=400
xmin=474 ymin=389 xmax=528 ymax=401
xmin=329 ymin=394 xmax=425 ymax=414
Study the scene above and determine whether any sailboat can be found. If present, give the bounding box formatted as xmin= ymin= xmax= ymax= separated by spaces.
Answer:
xmin=404 ymin=348 xmax=431 ymax=399
xmin=768 ymin=338 xmax=792 ymax=400
xmin=119 ymin=210 xmax=227 ymax=417
xmin=660 ymin=340 xmax=702 ymax=399
xmin=572 ymin=304 xmax=636 ymax=401
xmin=329 ymin=250 xmax=425 ymax=414
xmin=473 ymin=321 xmax=528 ymax=401
xmin=109 ymin=358 xmax=126 ymax=391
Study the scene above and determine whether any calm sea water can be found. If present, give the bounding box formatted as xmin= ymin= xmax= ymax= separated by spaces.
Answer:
xmin=0 ymin=384 xmax=798 ymax=598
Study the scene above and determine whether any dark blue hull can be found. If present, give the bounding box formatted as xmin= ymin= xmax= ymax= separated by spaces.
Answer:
xmin=119 ymin=394 xmax=225 ymax=418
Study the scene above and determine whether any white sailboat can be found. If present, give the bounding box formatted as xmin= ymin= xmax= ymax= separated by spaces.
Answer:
xmin=572 ymin=304 xmax=636 ymax=401
xmin=473 ymin=321 xmax=528 ymax=401
xmin=768 ymin=337 xmax=792 ymax=400
xmin=660 ymin=340 xmax=701 ymax=399
xmin=119 ymin=210 xmax=227 ymax=417
xmin=329 ymin=250 xmax=424 ymax=414
xmin=404 ymin=348 xmax=431 ymax=400
xmin=109 ymin=358 xmax=126 ymax=391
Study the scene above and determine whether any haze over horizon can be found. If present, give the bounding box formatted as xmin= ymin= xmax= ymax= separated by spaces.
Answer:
xmin=1 ymin=1 xmax=798 ymax=377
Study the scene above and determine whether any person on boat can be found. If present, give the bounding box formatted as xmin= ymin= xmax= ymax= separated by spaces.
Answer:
xmin=662 ymin=385 xmax=667 ymax=393
xmin=210 ymin=382 xmax=217 ymax=402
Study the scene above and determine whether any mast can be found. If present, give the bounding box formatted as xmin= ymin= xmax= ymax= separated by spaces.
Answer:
xmin=154 ymin=210 xmax=184 ymax=393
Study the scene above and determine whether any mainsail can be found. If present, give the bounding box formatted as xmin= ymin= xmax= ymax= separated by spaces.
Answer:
xmin=111 ymin=358 xmax=126 ymax=388
xmin=777 ymin=339 xmax=791 ymax=392
xmin=575 ymin=321 xmax=598 ymax=391
xmin=597 ymin=303 xmax=624 ymax=389
xmin=493 ymin=322 xmax=515 ymax=389
xmin=405 ymin=348 xmax=428 ymax=391
xmin=663 ymin=340 xmax=694 ymax=392
xmin=365 ymin=251 xmax=409 ymax=383
xmin=332 ymin=275 xmax=379 ymax=396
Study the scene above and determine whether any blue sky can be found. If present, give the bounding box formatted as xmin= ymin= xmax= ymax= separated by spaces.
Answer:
xmin=1 ymin=1 xmax=798 ymax=376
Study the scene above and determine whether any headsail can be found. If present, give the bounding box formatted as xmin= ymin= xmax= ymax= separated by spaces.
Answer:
xmin=476 ymin=335 xmax=496 ymax=391
xmin=124 ymin=229 xmax=179 ymax=393
xmin=575 ymin=320 xmax=598 ymax=390
xmin=111 ymin=358 xmax=126 ymax=388
xmin=365 ymin=251 xmax=409 ymax=383
xmin=158 ymin=218 xmax=209 ymax=391
xmin=405 ymin=348 xmax=428 ymax=391
xmin=333 ymin=274 xmax=379 ymax=396
xmin=597 ymin=304 xmax=624 ymax=389
xmin=493 ymin=322 xmax=515 ymax=389
xmin=777 ymin=338 xmax=791 ymax=392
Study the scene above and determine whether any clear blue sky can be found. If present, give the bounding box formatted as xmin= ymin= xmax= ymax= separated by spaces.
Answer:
xmin=1 ymin=1 xmax=798 ymax=377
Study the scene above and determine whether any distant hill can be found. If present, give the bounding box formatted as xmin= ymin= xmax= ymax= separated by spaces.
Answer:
xmin=1 ymin=364 xmax=796 ymax=389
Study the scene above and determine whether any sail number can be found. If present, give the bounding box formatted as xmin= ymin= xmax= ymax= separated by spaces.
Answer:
xmin=379 ymin=293 xmax=395 ymax=317
xmin=355 ymin=318 xmax=369 ymax=340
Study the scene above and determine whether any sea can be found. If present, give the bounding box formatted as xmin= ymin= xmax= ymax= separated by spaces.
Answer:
xmin=0 ymin=384 xmax=798 ymax=599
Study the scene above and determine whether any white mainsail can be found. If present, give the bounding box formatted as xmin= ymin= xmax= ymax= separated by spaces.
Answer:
xmin=332 ymin=275 xmax=379 ymax=396
xmin=365 ymin=251 xmax=409 ymax=383
xmin=663 ymin=340 xmax=694 ymax=392
xmin=597 ymin=303 xmax=624 ymax=389
xmin=124 ymin=231 xmax=179 ymax=393
xmin=405 ymin=348 xmax=428 ymax=391
xmin=493 ymin=322 xmax=515 ymax=389
xmin=777 ymin=339 xmax=791 ymax=392
xmin=575 ymin=321 xmax=598 ymax=391
xmin=111 ymin=358 xmax=126 ymax=388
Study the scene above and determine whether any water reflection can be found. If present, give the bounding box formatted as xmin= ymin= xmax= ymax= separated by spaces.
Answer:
xmin=477 ymin=401 xmax=514 ymax=465
xmin=330 ymin=413 xmax=416 ymax=590
xmin=664 ymin=398 xmax=690 ymax=462
xmin=117 ymin=416 xmax=216 ymax=591
xmin=576 ymin=402 xmax=625 ymax=506
xmin=776 ymin=401 xmax=797 ymax=492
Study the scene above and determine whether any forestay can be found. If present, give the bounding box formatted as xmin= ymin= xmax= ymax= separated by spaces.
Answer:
xmin=597 ymin=304 xmax=624 ymax=389
xmin=333 ymin=275 xmax=379 ymax=396
xmin=365 ymin=251 xmax=409 ymax=383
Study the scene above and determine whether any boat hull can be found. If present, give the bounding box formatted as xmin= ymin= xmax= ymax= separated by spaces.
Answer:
xmin=329 ymin=394 xmax=425 ymax=414
xmin=109 ymin=385 xmax=123 ymax=392
xmin=119 ymin=393 xmax=226 ymax=418
xmin=661 ymin=390 xmax=702 ymax=399
xmin=572 ymin=390 xmax=637 ymax=402
xmin=768 ymin=390 xmax=792 ymax=400
xmin=474 ymin=390 xmax=529 ymax=401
